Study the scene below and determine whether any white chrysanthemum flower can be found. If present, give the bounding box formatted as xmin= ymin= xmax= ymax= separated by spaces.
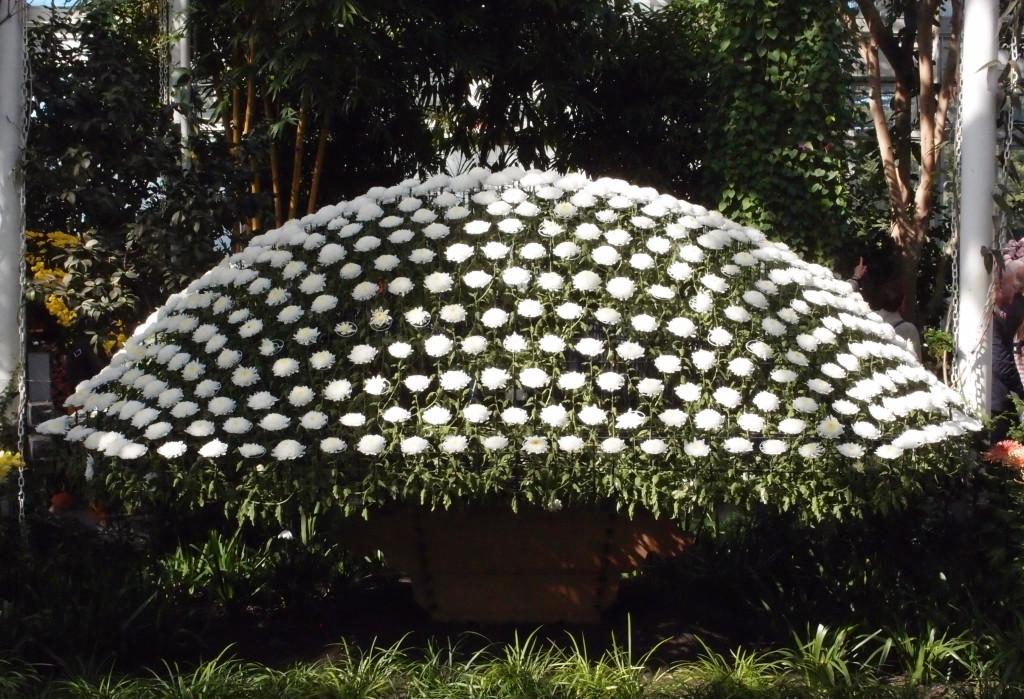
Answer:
xmin=458 ymin=403 xmax=487 ymax=424
xmin=723 ymin=437 xmax=754 ymax=454
xmin=652 ymin=355 xmax=681 ymax=373
xmin=832 ymin=399 xmax=858 ymax=416
xmin=497 ymin=218 xmax=524 ymax=234
xmin=186 ymin=420 xmax=216 ymax=438
xmin=238 ymin=319 xmax=264 ymax=339
xmin=577 ymin=404 xmax=607 ymax=425
xmin=411 ymin=209 xmax=437 ymax=224
xmin=816 ymin=416 xmax=844 ymax=439
xmin=181 ymin=360 xmax=206 ymax=381
xmin=708 ymin=327 xmax=733 ymax=347
xmin=595 ymin=307 xmax=621 ymax=325
xmin=206 ymin=396 xmax=236 ymax=416
xmin=852 ymin=421 xmax=881 ymax=440
xmin=157 ymin=441 xmax=187 ymax=459
xmin=388 ymin=277 xmax=414 ymax=296
xmin=503 ymin=333 xmax=528 ymax=353
xmin=635 ymin=378 xmax=663 ymax=397
xmin=300 ymin=411 xmax=328 ymax=430
xmin=666 ymin=317 xmax=696 ymax=338
xmin=424 ymin=223 xmax=451 ymax=239
xmin=534 ymin=404 xmax=566 ymax=428
xmin=346 ymin=344 xmax=377 ymax=365
xmin=440 ymin=435 xmax=468 ymax=454
xmin=597 ymin=372 xmax=625 ymax=392
xmin=363 ymin=375 xmax=390 ymax=395
xmin=495 ymin=266 xmax=531 ymax=289
xmin=538 ymin=335 xmax=566 ymax=354
xmin=397 ymin=375 xmax=428 ymax=393
xmin=679 ymin=244 xmax=704 ymax=262
xmin=537 ymin=272 xmax=565 ymax=290
xmin=762 ymin=317 xmax=787 ymax=336
xmin=320 ymin=437 xmax=348 ymax=453
xmin=749 ymin=390 xmax=778 ymax=413
xmin=557 ymin=435 xmax=585 ymax=453
xmin=286 ymin=386 xmax=314 ymax=407
xmin=466 ymin=220 xmax=492 ymax=236
xmin=725 ymin=358 xmax=753 ymax=378
xmin=222 ymin=417 xmax=253 ymax=435
xmin=194 ymin=379 xmax=221 ymax=398
xmin=374 ymin=254 xmax=400 ymax=272
xmin=340 ymin=412 xmax=366 ymax=427
xmin=439 ymin=304 xmax=467 ymax=324
xmin=692 ymin=349 xmax=716 ymax=372
xmin=553 ymin=241 xmax=581 ymax=259
xmin=821 ymin=362 xmax=847 ymax=380
xmin=438 ymin=370 xmax=471 ymax=391
xmin=701 ymin=274 xmax=728 ymax=294
xmin=778 ymin=418 xmax=807 ymax=435
xmin=684 ymin=440 xmax=711 ymax=457
xmin=575 ymin=338 xmax=604 ymax=357
xmin=556 ymin=302 xmax=584 ymax=320
xmin=502 ymin=407 xmax=529 ymax=425
xmin=689 ymin=292 xmax=714 ymax=314
xmin=875 ymin=444 xmax=904 ymax=459
xmin=520 ymin=368 xmax=550 ymax=389
xmin=456 ymin=335 xmax=486 ymax=356
xmin=837 ymin=443 xmax=865 ymax=458
xmin=558 ymin=372 xmax=586 ymax=390
xmin=266 ymin=288 xmax=291 ymax=306
xmin=481 ymin=308 xmax=510 ymax=328
xmin=798 ymin=443 xmax=823 ymax=459
xmin=657 ymin=409 xmax=687 ymax=428
xmin=463 ymin=270 xmax=493 ymax=288
xmin=323 ymin=379 xmax=352 ymax=402
xmin=674 ymin=383 xmax=701 ymax=402
xmin=351 ymin=281 xmax=379 ymax=301
xmin=237 ymin=443 xmax=265 ymax=458
xmin=424 ymin=335 xmax=454 ymax=357
xmin=807 ymin=378 xmax=833 ymax=396
xmin=737 ymin=413 xmax=766 ymax=432
xmin=694 ymin=409 xmax=724 ymax=431
xmin=592 ymin=245 xmax=620 ymax=265
xmin=640 ymin=439 xmax=668 ymax=455
xmin=424 ymin=272 xmax=454 ymax=294
xmin=771 ymin=369 xmax=798 ymax=384
xmin=594 ymin=437 xmax=623 ymax=454
xmin=356 ymin=435 xmax=386 ymax=456
xmin=630 ymin=314 xmax=658 ymax=333
xmin=713 ymin=387 xmax=742 ymax=409
xmin=616 ymin=342 xmax=645 ymax=361
xmin=245 ymin=392 xmax=277 ymax=411
xmin=479 ymin=367 xmax=511 ymax=390
xmin=259 ymin=413 xmax=291 ymax=431
xmin=522 ymin=435 xmax=550 ymax=454
xmin=386 ymin=342 xmax=413 ymax=360
xmin=792 ymin=397 xmax=819 ymax=413
xmin=144 ymin=422 xmax=173 ymax=440
xmin=760 ymin=439 xmax=787 ymax=455
xmin=339 ymin=262 xmax=362 ymax=279
xmin=482 ymin=435 xmax=509 ymax=451
xmin=606 ymin=277 xmax=636 ymax=300
xmin=517 ymin=299 xmax=543 ymax=318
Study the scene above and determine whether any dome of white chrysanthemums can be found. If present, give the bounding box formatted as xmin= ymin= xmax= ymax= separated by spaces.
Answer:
xmin=37 ymin=167 xmax=980 ymax=522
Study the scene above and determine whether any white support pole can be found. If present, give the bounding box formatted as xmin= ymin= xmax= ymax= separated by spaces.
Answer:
xmin=168 ymin=0 xmax=190 ymax=160
xmin=0 ymin=0 xmax=27 ymax=411
xmin=957 ymin=0 xmax=1000 ymax=415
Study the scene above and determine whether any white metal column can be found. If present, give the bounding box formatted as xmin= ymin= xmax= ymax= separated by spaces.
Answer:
xmin=0 ymin=0 xmax=27 ymax=410
xmin=957 ymin=0 xmax=999 ymax=414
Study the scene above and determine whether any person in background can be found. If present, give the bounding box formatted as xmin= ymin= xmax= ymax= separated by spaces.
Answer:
xmin=874 ymin=280 xmax=922 ymax=361
xmin=847 ymin=258 xmax=921 ymax=360
xmin=992 ymin=258 xmax=1024 ymax=441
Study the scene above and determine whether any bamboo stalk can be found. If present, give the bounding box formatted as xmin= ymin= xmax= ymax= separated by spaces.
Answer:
xmin=288 ymin=92 xmax=309 ymax=220
xmin=307 ymin=106 xmax=332 ymax=215
xmin=264 ymin=96 xmax=283 ymax=227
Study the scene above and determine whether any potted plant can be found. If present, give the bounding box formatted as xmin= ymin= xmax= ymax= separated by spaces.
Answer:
xmin=38 ymin=167 xmax=978 ymax=621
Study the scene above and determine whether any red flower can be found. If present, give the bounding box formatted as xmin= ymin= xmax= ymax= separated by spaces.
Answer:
xmin=983 ymin=440 xmax=1024 ymax=469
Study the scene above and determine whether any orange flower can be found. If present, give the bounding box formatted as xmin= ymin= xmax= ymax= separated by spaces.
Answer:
xmin=983 ymin=440 xmax=1024 ymax=469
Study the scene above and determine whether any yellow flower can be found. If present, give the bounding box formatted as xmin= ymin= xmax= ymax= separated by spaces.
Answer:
xmin=0 ymin=450 xmax=26 ymax=484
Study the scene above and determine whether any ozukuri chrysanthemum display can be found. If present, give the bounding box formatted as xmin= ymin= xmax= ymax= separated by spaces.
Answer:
xmin=37 ymin=168 xmax=980 ymax=525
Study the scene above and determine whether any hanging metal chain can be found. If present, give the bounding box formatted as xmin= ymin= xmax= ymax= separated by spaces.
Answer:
xmin=16 ymin=0 xmax=30 ymax=525
xmin=998 ymin=10 xmax=1020 ymax=247
xmin=947 ymin=8 xmax=965 ymax=374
